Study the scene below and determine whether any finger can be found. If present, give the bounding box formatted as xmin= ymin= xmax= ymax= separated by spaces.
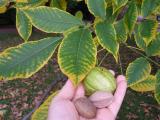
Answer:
xmin=108 ymin=75 xmax=127 ymax=116
xmin=80 ymin=116 xmax=96 ymax=120
xmin=80 ymin=116 xmax=87 ymax=120
xmin=96 ymin=108 xmax=115 ymax=120
xmin=109 ymin=69 xmax=115 ymax=76
xmin=55 ymin=80 xmax=76 ymax=100
xmin=73 ymin=83 xmax=85 ymax=101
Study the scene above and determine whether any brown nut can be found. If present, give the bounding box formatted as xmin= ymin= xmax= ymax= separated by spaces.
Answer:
xmin=74 ymin=97 xmax=97 ymax=119
xmin=89 ymin=91 xmax=114 ymax=108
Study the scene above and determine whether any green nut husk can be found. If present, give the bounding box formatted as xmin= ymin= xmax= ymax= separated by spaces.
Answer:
xmin=83 ymin=67 xmax=116 ymax=95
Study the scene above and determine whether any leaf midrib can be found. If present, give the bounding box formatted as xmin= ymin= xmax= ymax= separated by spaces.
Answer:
xmin=75 ymin=29 xmax=85 ymax=81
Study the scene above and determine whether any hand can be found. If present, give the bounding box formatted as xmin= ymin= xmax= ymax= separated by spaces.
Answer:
xmin=48 ymin=72 xmax=127 ymax=120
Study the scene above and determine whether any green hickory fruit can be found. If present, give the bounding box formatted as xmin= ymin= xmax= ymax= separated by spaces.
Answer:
xmin=83 ymin=67 xmax=116 ymax=95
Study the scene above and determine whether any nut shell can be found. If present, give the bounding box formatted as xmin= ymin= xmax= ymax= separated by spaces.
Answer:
xmin=83 ymin=67 xmax=116 ymax=95
xmin=74 ymin=97 xmax=97 ymax=119
xmin=89 ymin=91 xmax=114 ymax=108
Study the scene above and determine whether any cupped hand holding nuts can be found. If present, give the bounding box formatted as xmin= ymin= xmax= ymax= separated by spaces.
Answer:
xmin=48 ymin=69 xmax=127 ymax=120
xmin=74 ymin=91 xmax=114 ymax=119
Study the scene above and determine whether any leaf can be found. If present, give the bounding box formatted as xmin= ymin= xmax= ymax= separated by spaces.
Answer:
xmin=105 ymin=6 xmax=118 ymax=23
xmin=146 ymin=34 xmax=160 ymax=56
xmin=0 ymin=37 xmax=61 ymax=80
xmin=50 ymin=0 xmax=67 ymax=10
xmin=0 ymin=0 xmax=8 ymax=7
xmin=113 ymin=0 xmax=128 ymax=13
xmin=24 ymin=6 xmax=83 ymax=33
xmin=134 ymin=25 xmax=146 ymax=50
xmin=16 ymin=0 xmax=46 ymax=8
xmin=58 ymin=28 xmax=97 ymax=85
xmin=0 ymin=6 xmax=7 ymax=13
xmin=87 ymin=0 xmax=106 ymax=20
xmin=138 ymin=19 xmax=158 ymax=45
xmin=141 ymin=0 xmax=159 ymax=17
xmin=114 ymin=19 xmax=128 ymax=43
xmin=124 ymin=1 xmax=138 ymax=35
xmin=32 ymin=91 xmax=58 ymax=120
xmin=155 ymin=70 xmax=160 ymax=104
xmin=16 ymin=9 xmax=32 ymax=41
xmin=75 ymin=11 xmax=83 ymax=20
xmin=16 ymin=0 xmax=28 ymax=3
xmin=126 ymin=57 xmax=151 ymax=86
xmin=130 ymin=75 xmax=156 ymax=92
xmin=95 ymin=21 xmax=119 ymax=61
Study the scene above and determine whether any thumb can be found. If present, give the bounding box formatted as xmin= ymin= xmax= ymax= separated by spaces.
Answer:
xmin=55 ymin=80 xmax=76 ymax=100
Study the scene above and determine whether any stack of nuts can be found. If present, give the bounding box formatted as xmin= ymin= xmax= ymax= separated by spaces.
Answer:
xmin=74 ymin=67 xmax=117 ymax=119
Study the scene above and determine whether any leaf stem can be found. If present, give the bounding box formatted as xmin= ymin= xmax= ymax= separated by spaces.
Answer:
xmin=97 ymin=48 xmax=105 ymax=53
xmin=125 ymin=44 xmax=160 ymax=67
xmin=98 ymin=52 xmax=109 ymax=66
xmin=118 ymin=53 xmax=124 ymax=75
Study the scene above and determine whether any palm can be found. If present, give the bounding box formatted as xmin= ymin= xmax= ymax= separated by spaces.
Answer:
xmin=48 ymin=74 xmax=127 ymax=120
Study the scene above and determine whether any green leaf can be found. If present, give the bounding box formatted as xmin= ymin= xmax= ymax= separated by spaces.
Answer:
xmin=75 ymin=11 xmax=83 ymax=20
xmin=105 ymin=6 xmax=118 ymax=23
xmin=32 ymin=91 xmax=58 ymax=120
xmin=146 ymin=34 xmax=160 ymax=56
xmin=126 ymin=57 xmax=151 ymax=86
xmin=0 ymin=37 xmax=61 ymax=80
xmin=138 ymin=19 xmax=158 ymax=45
xmin=141 ymin=0 xmax=159 ymax=17
xmin=134 ymin=25 xmax=146 ymax=50
xmin=16 ymin=0 xmax=47 ymax=8
xmin=0 ymin=0 xmax=8 ymax=7
xmin=113 ymin=0 xmax=128 ymax=13
xmin=87 ymin=0 xmax=106 ymax=20
xmin=24 ymin=6 xmax=83 ymax=33
xmin=114 ymin=19 xmax=128 ymax=43
xmin=50 ymin=0 xmax=67 ymax=10
xmin=124 ymin=1 xmax=138 ymax=35
xmin=58 ymin=28 xmax=97 ymax=85
xmin=95 ymin=21 xmax=119 ymax=61
xmin=155 ymin=70 xmax=160 ymax=104
xmin=130 ymin=75 xmax=156 ymax=92
xmin=16 ymin=9 xmax=32 ymax=41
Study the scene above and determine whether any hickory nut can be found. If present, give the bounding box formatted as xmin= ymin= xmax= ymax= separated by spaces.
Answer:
xmin=89 ymin=91 xmax=114 ymax=108
xmin=74 ymin=97 xmax=97 ymax=119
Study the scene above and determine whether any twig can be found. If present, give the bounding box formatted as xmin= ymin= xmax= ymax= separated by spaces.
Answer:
xmin=125 ymin=44 xmax=160 ymax=67
xmin=98 ymin=52 xmax=109 ymax=66
xmin=97 ymin=48 xmax=105 ymax=53
xmin=140 ymin=103 xmax=160 ymax=110
xmin=118 ymin=53 xmax=124 ymax=75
